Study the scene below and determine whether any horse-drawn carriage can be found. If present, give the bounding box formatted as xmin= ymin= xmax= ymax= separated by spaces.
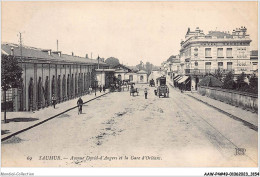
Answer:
xmin=157 ymin=76 xmax=169 ymax=98
xmin=149 ymin=79 xmax=155 ymax=87
xmin=129 ymin=82 xmax=138 ymax=96
xmin=130 ymin=87 xmax=139 ymax=96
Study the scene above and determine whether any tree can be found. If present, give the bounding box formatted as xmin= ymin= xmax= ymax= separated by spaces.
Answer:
xmin=136 ymin=61 xmax=144 ymax=71
xmin=214 ymin=69 xmax=223 ymax=82
xmin=105 ymin=57 xmax=120 ymax=68
xmin=222 ymin=71 xmax=235 ymax=89
xmin=249 ymin=74 xmax=258 ymax=94
xmin=236 ymin=72 xmax=246 ymax=89
xmin=145 ymin=62 xmax=153 ymax=76
xmin=1 ymin=54 xmax=23 ymax=123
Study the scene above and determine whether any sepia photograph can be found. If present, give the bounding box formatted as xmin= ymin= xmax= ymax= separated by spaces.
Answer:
xmin=1 ymin=0 xmax=259 ymax=176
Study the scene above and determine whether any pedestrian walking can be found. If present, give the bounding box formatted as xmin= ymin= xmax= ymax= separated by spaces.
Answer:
xmin=144 ymin=88 xmax=148 ymax=99
xmin=103 ymin=85 xmax=106 ymax=93
xmin=51 ymin=94 xmax=56 ymax=109
xmin=77 ymin=97 xmax=83 ymax=114
xmin=99 ymin=85 xmax=102 ymax=93
xmin=154 ymin=87 xmax=157 ymax=96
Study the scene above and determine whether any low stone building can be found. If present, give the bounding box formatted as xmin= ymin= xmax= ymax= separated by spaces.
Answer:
xmin=113 ymin=64 xmax=148 ymax=83
xmin=1 ymin=43 xmax=108 ymax=112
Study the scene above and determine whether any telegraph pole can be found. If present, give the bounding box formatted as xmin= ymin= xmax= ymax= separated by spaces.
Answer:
xmin=19 ymin=32 xmax=23 ymax=57
xmin=98 ymin=55 xmax=100 ymax=69
xmin=19 ymin=32 xmax=26 ymax=111
xmin=57 ymin=40 xmax=59 ymax=51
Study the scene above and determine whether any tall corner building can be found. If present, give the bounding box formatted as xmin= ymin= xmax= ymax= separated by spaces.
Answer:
xmin=178 ymin=26 xmax=252 ymax=90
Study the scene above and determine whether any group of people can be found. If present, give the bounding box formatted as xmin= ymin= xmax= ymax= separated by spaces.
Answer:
xmin=99 ymin=85 xmax=106 ymax=93
xmin=50 ymin=85 xmax=107 ymax=115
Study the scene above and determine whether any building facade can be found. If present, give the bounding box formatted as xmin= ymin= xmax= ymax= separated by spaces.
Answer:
xmin=250 ymin=50 xmax=258 ymax=73
xmin=113 ymin=64 xmax=148 ymax=83
xmin=178 ymin=27 xmax=252 ymax=90
xmin=1 ymin=43 xmax=108 ymax=112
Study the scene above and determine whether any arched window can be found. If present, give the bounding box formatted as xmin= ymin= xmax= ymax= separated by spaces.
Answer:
xmin=44 ymin=76 xmax=49 ymax=106
xmin=67 ymin=74 xmax=70 ymax=99
xmin=57 ymin=75 xmax=61 ymax=103
xmin=51 ymin=75 xmax=56 ymax=98
xmin=28 ymin=78 xmax=34 ymax=111
xmin=71 ymin=74 xmax=74 ymax=97
xmin=37 ymin=77 xmax=42 ymax=109
xmin=62 ymin=75 xmax=66 ymax=101
xmin=140 ymin=75 xmax=144 ymax=81
xmin=75 ymin=74 xmax=78 ymax=96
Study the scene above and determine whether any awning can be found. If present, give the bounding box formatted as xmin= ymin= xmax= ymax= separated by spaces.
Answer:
xmin=175 ymin=76 xmax=183 ymax=82
xmin=174 ymin=75 xmax=181 ymax=81
xmin=177 ymin=76 xmax=189 ymax=84
xmin=173 ymin=75 xmax=180 ymax=80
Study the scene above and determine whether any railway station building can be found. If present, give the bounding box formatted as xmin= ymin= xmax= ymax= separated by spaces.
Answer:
xmin=1 ymin=43 xmax=108 ymax=112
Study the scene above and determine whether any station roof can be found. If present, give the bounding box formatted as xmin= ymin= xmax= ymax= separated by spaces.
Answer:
xmin=1 ymin=43 xmax=107 ymax=66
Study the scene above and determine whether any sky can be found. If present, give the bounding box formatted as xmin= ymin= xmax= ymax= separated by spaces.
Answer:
xmin=1 ymin=1 xmax=258 ymax=66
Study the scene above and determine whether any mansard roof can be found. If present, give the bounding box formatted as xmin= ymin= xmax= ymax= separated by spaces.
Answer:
xmin=207 ymin=31 xmax=233 ymax=38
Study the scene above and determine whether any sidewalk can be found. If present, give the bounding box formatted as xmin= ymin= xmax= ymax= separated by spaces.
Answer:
xmin=1 ymin=91 xmax=110 ymax=141
xmin=185 ymin=92 xmax=258 ymax=128
xmin=166 ymin=76 xmax=258 ymax=130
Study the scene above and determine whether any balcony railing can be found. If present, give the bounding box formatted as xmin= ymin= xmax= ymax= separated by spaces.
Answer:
xmin=185 ymin=69 xmax=234 ymax=75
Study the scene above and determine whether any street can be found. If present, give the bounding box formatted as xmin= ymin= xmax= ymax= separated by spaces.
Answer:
xmin=1 ymin=80 xmax=258 ymax=167
xmin=2 ymin=82 xmax=257 ymax=167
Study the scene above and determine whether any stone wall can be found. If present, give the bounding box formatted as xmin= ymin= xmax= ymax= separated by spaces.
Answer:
xmin=198 ymin=86 xmax=258 ymax=112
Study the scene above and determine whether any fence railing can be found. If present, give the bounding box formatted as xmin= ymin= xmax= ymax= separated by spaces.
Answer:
xmin=198 ymin=86 xmax=258 ymax=112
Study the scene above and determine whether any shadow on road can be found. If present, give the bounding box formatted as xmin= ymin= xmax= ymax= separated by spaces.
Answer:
xmin=2 ymin=136 xmax=24 ymax=144
xmin=1 ymin=130 xmax=10 ymax=135
xmin=3 ymin=117 xmax=39 ymax=123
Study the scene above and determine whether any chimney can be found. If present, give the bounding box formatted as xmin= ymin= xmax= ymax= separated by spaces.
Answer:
xmin=86 ymin=54 xmax=88 ymax=58
xmin=52 ymin=51 xmax=61 ymax=57
xmin=72 ymin=52 xmax=74 ymax=56
xmin=42 ymin=49 xmax=52 ymax=55
xmin=11 ymin=47 xmax=14 ymax=56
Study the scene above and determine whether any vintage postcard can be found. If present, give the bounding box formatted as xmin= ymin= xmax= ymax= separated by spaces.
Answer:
xmin=1 ymin=0 xmax=259 ymax=175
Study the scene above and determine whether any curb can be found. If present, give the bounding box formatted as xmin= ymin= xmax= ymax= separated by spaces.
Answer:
xmin=1 ymin=92 xmax=110 ymax=142
xmin=167 ymin=81 xmax=258 ymax=132
xmin=186 ymin=94 xmax=258 ymax=132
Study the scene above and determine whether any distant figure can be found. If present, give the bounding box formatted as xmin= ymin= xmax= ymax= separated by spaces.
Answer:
xmin=144 ymin=88 xmax=148 ymax=99
xmin=51 ymin=94 xmax=56 ymax=109
xmin=77 ymin=97 xmax=83 ymax=114
xmin=103 ymin=86 xmax=106 ymax=93
xmin=99 ymin=85 xmax=102 ymax=93
xmin=89 ymin=86 xmax=92 ymax=94
xmin=154 ymin=87 xmax=157 ymax=96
